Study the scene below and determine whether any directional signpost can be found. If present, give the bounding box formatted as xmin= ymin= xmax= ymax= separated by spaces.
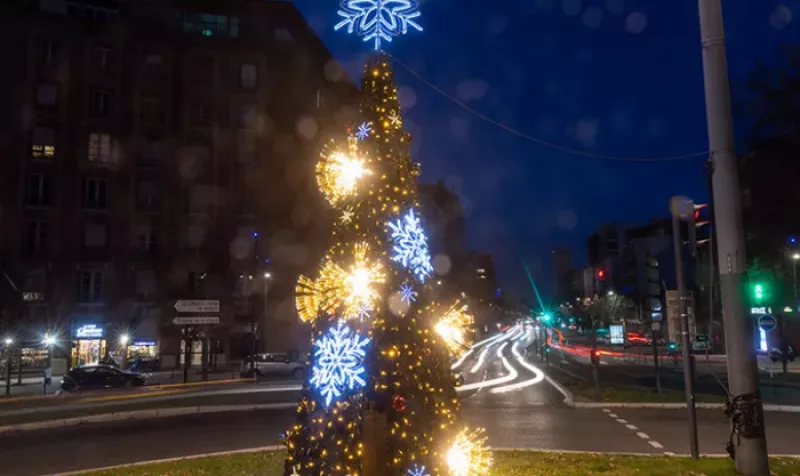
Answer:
xmin=174 ymin=299 xmax=220 ymax=383
xmin=173 ymin=316 xmax=220 ymax=326
xmin=174 ymin=300 xmax=220 ymax=313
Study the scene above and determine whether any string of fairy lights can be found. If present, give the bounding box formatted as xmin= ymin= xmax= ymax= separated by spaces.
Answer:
xmin=283 ymin=1 xmax=493 ymax=475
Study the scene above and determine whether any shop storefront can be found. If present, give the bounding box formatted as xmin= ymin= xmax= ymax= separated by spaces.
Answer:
xmin=127 ymin=340 xmax=159 ymax=361
xmin=71 ymin=323 xmax=107 ymax=367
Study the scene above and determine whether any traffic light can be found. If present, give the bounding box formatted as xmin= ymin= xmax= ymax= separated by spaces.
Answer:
xmin=596 ymin=269 xmax=606 ymax=280
xmin=751 ymin=282 xmax=768 ymax=303
xmin=542 ymin=313 xmax=552 ymax=324
xmin=689 ymin=203 xmax=710 ymax=258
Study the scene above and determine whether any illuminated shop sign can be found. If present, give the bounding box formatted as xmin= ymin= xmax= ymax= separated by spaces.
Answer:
xmin=132 ymin=341 xmax=156 ymax=347
xmin=74 ymin=324 xmax=104 ymax=339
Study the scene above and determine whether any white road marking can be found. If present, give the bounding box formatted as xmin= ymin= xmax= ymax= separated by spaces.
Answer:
xmin=602 ymin=409 xmax=611 ymax=413
xmin=664 ymin=451 xmax=675 ymax=456
xmin=648 ymin=441 xmax=664 ymax=449
xmin=608 ymin=413 xmax=618 ymax=418
xmin=616 ymin=419 xmax=627 ymax=424
xmin=636 ymin=432 xmax=650 ymax=440
xmin=625 ymin=424 xmax=638 ymax=430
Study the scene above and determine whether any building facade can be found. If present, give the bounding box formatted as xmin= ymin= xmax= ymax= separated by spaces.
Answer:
xmin=0 ymin=0 xmax=357 ymax=367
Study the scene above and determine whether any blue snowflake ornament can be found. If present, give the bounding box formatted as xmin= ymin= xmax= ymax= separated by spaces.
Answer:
xmin=407 ymin=465 xmax=430 ymax=476
xmin=388 ymin=209 xmax=433 ymax=282
xmin=399 ymin=282 xmax=417 ymax=304
xmin=356 ymin=122 xmax=372 ymax=140
xmin=310 ymin=321 xmax=370 ymax=407
xmin=335 ymin=0 xmax=423 ymax=51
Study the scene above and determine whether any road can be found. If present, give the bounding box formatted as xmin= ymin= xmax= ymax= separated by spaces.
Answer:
xmin=0 ymin=324 xmax=798 ymax=475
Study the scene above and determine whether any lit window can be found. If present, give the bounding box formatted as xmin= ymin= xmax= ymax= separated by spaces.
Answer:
xmin=32 ymin=127 xmax=56 ymax=159
xmin=88 ymin=133 xmax=112 ymax=163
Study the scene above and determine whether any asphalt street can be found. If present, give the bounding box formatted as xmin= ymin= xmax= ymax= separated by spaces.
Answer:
xmin=0 ymin=324 xmax=798 ymax=476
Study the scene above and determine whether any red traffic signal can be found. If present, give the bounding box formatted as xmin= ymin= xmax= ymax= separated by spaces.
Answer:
xmin=596 ymin=269 xmax=606 ymax=280
xmin=591 ymin=349 xmax=601 ymax=365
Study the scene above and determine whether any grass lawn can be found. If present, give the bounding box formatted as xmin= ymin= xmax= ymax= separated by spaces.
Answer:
xmin=550 ymin=371 xmax=725 ymax=404
xmin=78 ymin=450 xmax=800 ymax=475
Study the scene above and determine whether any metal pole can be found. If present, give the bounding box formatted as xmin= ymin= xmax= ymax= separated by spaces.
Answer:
xmin=5 ymin=348 xmax=12 ymax=397
xmin=698 ymin=0 xmax=769 ymax=472
xmin=672 ymin=209 xmax=699 ymax=459
xmin=793 ymin=260 xmax=797 ymax=301
xmin=652 ymin=327 xmax=662 ymax=394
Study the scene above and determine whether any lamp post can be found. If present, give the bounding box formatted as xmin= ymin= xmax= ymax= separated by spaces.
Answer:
xmin=3 ymin=337 xmax=13 ymax=396
xmin=791 ymin=253 xmax=799 ymax=302
xmin=119 ymin=334 xmax=130 ymax=370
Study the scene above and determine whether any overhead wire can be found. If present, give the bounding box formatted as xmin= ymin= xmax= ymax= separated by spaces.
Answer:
xmin=388 ymin=54 xmax=709 ymax=163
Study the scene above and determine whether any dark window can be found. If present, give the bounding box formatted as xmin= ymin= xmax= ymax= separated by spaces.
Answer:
xmin=136 ymin=180 xmax=159 ymax=211
xmin=26 ymin=174 xmax=52 ymax=207
xmin=92 ymin=46 xmax=112 ymax=72
xmin=36 ymin=83 xmax=57 ymax=108
xmin=25 ymin=221 xmax=49 ymax=253
xmin=83 ymin=178 xmax=108 ymax=209
xmin=187 ymin=271 xmax=204 ymax=293
xmin=90 ymin=89 xmax=111 ymax=118
xmin=140 ymin=139 xmax=163 ymax=165
xmin=240 ymin=63 xmax=257 ymax=88
xmin=137 ymin=224 xmax=158 ymax=252
xmin=79 ymin=270 xmax=103 ymax=302
xmin=189 ymin=100 xmax=211 ymax=126
xmin=36 ymin=39 xmax=58 ymax=68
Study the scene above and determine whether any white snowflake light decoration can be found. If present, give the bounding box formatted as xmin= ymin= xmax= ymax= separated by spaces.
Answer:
xmin=340 ymin=207 xmax=355 ymax=225
xmin=310 ymin=321 xmax=370 ymax=407
xmin=356 ymin=121 xmax=372 ymax=140
xmin=388 ymin=109 xmax=402 ymax=128
xmin=407 ymin=464 xmax=430 ymax=476
xmin=388 ymin=209 xmax=433 ymax=282
xmin=400 ymin=282 xmax=417 ymax=303
xmin=335 ymin=0 xmax=423 ymax=51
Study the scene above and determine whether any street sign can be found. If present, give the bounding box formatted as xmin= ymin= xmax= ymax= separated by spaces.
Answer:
xmin=172 ymin=316 xmax=220 ymax=326
xmin=650 ymin=311 xmax=663 ymax=322
xmin=758 ymin=315 xmax=777 ymax=332
xmin=174 ymin=300 xmax=220 ymax=313
xmin=652 ymin=322 xmax=661 ymax=331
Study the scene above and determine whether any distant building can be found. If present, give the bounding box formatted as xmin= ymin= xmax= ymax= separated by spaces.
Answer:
xmin=587 ymin=223 xmax=627 ymax=268
xmin=0 ymin=0 xmax=357 ymax=368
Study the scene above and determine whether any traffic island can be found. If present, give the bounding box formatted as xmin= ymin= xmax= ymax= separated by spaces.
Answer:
xmin=545 ymin=366 xmax=726 ymax=406
xmin=71 ymin=450 xmax=800 ymax=475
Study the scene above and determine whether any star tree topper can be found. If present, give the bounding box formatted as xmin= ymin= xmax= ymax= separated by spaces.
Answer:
xmin=310 ymin=321 xmax=370 ymax=407
xmin=335 ymin=0 xmax=423 ymax=50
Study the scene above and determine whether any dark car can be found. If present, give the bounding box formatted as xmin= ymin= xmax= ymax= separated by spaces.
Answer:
xmin=60 ymin=365 xmax=146 ymax=392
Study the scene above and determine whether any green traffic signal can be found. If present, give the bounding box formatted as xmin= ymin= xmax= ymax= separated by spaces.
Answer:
xmin=542 ymin=313 xmax=552 ymax=323
xmin=754 ymin=284 xmax=764 ymax=301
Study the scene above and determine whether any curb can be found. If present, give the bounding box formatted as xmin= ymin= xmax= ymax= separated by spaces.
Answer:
xmin=565 ymin=401 xmax=800 ymax=413
xmin=0 ymin=403 xmax=297 ymax=435
xmin=48 ymin=446 xmax=286 ymax=476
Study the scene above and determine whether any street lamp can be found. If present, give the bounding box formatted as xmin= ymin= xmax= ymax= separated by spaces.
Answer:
xmin=119 ymin=334 xmax=129 ymax=345
xmin=42 ymin=335 xmax=56 ymax=346
xmin=792 ymin=253 xmax=800 ymax=301
xmin=3 ymin=337 xmax=12 ymax=346
xmin=607 ymin=290 xmax=615 ymax=296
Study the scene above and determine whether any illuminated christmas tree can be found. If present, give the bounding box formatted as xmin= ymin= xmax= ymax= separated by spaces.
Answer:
xmin=283 ymin=2 xmax=491 ymax=475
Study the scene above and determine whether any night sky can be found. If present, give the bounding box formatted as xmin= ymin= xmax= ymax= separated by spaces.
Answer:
xmin=293 ymin=0 xmax=800 ymax=300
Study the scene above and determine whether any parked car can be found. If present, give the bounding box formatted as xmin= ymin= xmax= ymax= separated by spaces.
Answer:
xmin=241 ymin=353 xmax=305 ymax=379
xmin=60 ymin=365 xmax=146 ymax=392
